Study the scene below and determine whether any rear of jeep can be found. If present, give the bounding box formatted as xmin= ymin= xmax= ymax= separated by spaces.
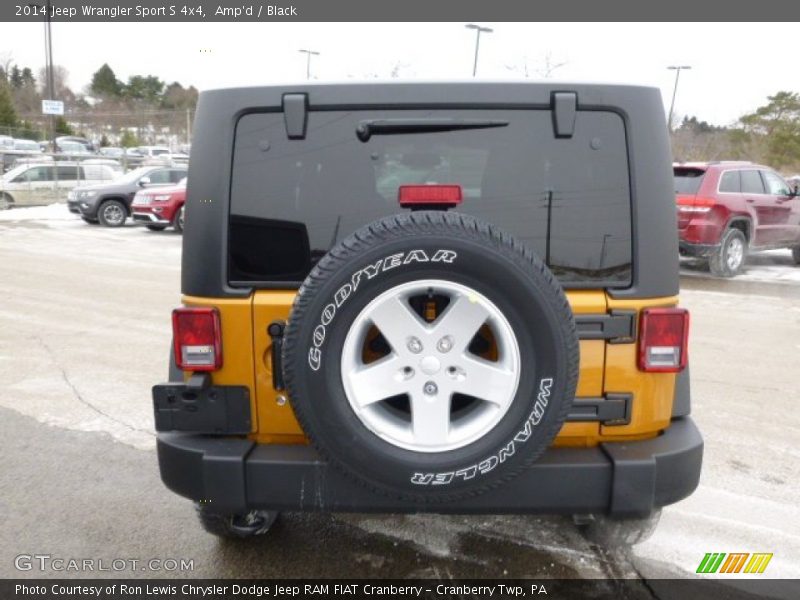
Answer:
xmin=154 ymin=82 xmax=702 ymax=544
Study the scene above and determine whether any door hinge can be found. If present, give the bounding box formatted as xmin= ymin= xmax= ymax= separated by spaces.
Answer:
xmin=575 ymin=310 xmax=636 ymax=343
xmin=567 ymin=393 xmax=632 ymax=426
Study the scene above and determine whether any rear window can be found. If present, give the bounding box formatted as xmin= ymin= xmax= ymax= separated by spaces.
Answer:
xmin=673 ymin=167 xmax=706 ymax=194
xmin=229 ymin=108 xmax=632 ymax=287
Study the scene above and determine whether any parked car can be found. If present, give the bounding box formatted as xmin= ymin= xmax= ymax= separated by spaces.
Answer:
xmin=56 ymin=141 xmax=92 ymax=157
xmin=131 ymin=177 xmax=186 ymax=232
xmin=0 ymin=162 xmax=118 ymax=209
xmin=56 ymin=136 xmax=95 ymax=153
xmin=12 ymin=139 xmax=43 ymax=154
xmin=136 ymin=145 xmax=171 ymax=158
xmin=68 ymin=165 xmax=187 ymax=226
xmin=2 ymin=152 xmax=52 ymax=173
xmin=675 ymin=161 xmax=800 ymax=276
xmin=98 ymin=147 xmax=125 ymax=158
xmin=154 ymin=82 xmax=700 ymax=546
xmin=0 ymin=135 xmax=14 ymax=151
xmin=81 ymin=158 xmax=124 ymax=177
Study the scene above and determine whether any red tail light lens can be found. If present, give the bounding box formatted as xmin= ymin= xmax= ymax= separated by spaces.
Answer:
xmin=398 ymin=184 xmax=463 ymax=208
xmin=676 ymin=196 xmax=716 ymax=213
xmin=172 ymin=307 xmax=222 ymax=371
xmin=638 ymin=308 xmax=689 ymax=372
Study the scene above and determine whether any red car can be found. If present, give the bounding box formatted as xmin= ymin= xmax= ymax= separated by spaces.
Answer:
xmin=674 ymin=161 xmax=800 ymax=276
xmin=131 ymin=178 xmax=186 ymax=232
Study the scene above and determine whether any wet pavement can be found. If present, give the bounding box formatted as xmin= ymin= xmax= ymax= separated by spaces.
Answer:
xmin=1 ymin=205 xmax=798 ymax=590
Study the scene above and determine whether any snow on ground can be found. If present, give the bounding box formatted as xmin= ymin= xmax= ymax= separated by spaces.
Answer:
xmin=2 ymin=205 xmax=799 ymax=587
xmin=0 ymin=202 xmax=80 ymax=224
xmin=681 ymin=249 xmax=800 ymax=285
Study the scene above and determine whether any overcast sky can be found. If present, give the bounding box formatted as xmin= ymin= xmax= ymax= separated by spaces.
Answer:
xmin=1 ymin=22 xmax=795 ymax=125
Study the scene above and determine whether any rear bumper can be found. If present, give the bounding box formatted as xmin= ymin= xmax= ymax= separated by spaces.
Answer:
xmin=157 ymin=416 xmax=703 ymax=517
xmin=679 ymin=240 xmax=719 ymax=258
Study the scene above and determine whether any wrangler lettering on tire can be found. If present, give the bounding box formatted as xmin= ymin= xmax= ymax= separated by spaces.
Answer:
xmin=282 ymin=211 xmax=579 ymax=502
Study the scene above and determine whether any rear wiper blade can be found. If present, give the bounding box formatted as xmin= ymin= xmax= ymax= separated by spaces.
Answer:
xmin=356 ymin=118 xmax=508 ymax=142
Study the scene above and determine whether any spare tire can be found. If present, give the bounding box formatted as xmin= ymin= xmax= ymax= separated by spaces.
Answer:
xmin=282 ymin=211 xmax=578 ymax=502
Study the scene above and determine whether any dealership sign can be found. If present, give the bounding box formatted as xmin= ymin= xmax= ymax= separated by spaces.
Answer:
xmin=42 ymin=100 xmax=64 ymax=115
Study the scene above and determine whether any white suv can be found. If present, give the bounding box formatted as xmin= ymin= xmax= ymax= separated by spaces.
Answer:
xmin=0 ymin=162 xmax=118 ymax=209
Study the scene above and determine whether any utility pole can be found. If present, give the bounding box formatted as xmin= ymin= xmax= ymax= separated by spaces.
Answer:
xmin=667 ymin=65 xmax=692 ymax=132
xmin=298 ymin=48 xmax=320 ymax=80
xmin=465 ymin=24 xmax=493 ymax=77
xmin=44 ymin=0 xmax=56 ymax=151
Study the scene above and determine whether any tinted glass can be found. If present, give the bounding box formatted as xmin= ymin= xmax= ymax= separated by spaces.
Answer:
xmin=762 ymin=171 xmax=791 ymax=196
xmin=25 ymin=166 xmax=53 ymax=182
xmin=741 ymin=170 xmax=765 ymax=194
xmin=718 ymin=170 xmax=740 ymax=193
xmin=56 ymin=165 xmax=79 ymax=181
xmin=230 ymin=108 xmax=632 ymax=287
xmin=673 ymin=167 xmax=705 ymax=194
xmin=147 ymin=169 xmax=172 ymax=184
xmin=170 ymin=169 xmax=188 ymax=183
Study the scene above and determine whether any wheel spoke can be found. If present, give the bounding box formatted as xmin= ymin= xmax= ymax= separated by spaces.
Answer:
xmin=455 ymin=356 xmax=517 ymax=408
xmin=432 ymin=294 xmax=490 ymax=352
xmin=368 ymin=296 xmax=428 ymax=354
xmin=345 ymin=355 xmax=408 ymax=407
xmin=410 ymin=390 xmax=451 ymax=446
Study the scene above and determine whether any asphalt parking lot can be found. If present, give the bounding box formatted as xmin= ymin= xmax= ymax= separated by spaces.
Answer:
xmin=1 ymin=205 xmax=798 ymax=593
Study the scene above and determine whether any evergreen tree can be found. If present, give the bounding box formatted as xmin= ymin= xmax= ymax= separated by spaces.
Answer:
xmin=0 ymin=84 xmax=18 ymax=128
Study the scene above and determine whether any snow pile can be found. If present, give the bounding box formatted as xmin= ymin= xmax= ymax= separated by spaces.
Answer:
xmin=0 ymin=203 xmax=77 ymax=224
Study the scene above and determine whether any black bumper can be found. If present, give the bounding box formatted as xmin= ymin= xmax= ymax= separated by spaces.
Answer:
xmin=679 ymin=241 xmax=718 ymax=258
xmin=157 ymin=417 xmax=702 ymax=517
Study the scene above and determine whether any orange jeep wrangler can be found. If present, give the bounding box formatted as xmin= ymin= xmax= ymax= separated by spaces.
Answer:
xmin=154 ymin=82 xmax=702 ymax=546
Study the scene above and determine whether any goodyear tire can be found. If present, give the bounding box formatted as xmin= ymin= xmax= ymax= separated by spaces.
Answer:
xmin=282 ymin=212 xmax=579 ymax=502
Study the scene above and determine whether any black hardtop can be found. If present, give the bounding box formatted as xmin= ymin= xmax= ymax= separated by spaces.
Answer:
xmin=183 ymin=81 xmax=678 ymax=299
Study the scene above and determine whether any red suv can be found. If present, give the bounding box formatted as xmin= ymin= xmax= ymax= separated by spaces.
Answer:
xmin=131 ymin=178 xmax=187 ymax=232
xmin=675 ymin=162 xmax=800 ymax=276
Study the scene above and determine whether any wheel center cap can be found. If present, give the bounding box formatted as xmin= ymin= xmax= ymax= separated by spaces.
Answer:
xmin=419 ymin=356 xmax=441 ymax=375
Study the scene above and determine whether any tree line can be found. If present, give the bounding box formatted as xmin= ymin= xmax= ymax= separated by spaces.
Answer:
xmin=0 ymin=58 xmax=197 ymax=147
xmin=1 ymin=57 xmax=799 ymax=170
xmin=669 ymin=91 xmax=800 ymax=173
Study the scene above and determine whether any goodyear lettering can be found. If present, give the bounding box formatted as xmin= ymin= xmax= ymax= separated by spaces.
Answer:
xmin=307 ymin=249 xmax=458 ymax=371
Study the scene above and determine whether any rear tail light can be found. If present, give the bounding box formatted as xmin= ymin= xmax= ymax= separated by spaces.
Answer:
xmin=677 ymin=195 xmax=716 ymax=213
xmin=398 ymin=184 xmax=463 ymax=208
xmin=172 ymin=307 xmax=222 ymax=371
xmin=638 ymin=308 xmax=689 ymax=372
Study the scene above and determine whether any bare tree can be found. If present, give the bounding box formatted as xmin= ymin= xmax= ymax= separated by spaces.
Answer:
xmin=506 ymin=52 xmax=568 ymax=79
xmin=536 ymin=52 xmax=568 ymax=78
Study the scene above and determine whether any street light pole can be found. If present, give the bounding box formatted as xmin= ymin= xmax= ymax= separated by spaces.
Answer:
xmin=298 ymin=48 xmax=320 ymax=80
xmin=465 ymin=24 xmax=493 ymax=77
xmin=42 ymin=0 xmax=56 ymax=151
xmin=667 ymin=65 xmax=691 ymax=132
